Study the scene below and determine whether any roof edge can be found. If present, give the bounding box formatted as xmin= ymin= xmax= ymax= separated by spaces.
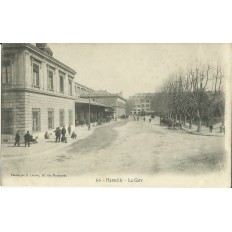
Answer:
xmin=2 ymin=43 xmax=76 ymax=75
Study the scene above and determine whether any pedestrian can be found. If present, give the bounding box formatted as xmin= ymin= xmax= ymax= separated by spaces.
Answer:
xmin=209 ymin=124 xmax=213 ymax=133
xmin=54 ymin=128 xmax=58 ymax=142
xmin=222 ymin=125 xmax=225 ymax=134
xmin=143 ymin=117 xmax=145 ymax=122
xmin=179 ymin=121 xmax=182 ymax=129
xmin=71 ymin=132 xmax=77 ymax=139
xmin=54 ymin=127 xmax=61 ymax=142
xmin=24 ymin=131 xmax=31 ymax=147
xmin=14 ymin=130 xmax=20 ymax=146
xmin=149 ymin=118 xmax=151 ymax=123
xmin=61 ymin=126 xmax=66 ymax=142
xmin=30 ymin=135 xmax=38 ymax=143
xmin=44 ymin=132 xmax=50 ymax=139
xmin=68 ymin=124 xmax=71 ymax=135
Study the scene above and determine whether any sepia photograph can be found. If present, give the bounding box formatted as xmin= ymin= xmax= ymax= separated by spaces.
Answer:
xmin=1 ymin=43 xmax=231 ymax=187
xmin=1 ymin=2 xmax=232 ymax=232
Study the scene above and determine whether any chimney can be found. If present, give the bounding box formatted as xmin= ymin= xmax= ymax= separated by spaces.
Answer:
xmin=36 ymin=43 xmax=53 ymax=56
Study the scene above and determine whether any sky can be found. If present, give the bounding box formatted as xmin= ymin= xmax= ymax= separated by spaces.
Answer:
xmin=49 ymin=44 xmax=229 ymax=98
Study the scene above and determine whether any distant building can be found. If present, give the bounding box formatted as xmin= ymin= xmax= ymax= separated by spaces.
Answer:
xmin=129 ymin=93 xmax=155 ymax=115
xmin=80 ymin=90 xmax=127 ymax=120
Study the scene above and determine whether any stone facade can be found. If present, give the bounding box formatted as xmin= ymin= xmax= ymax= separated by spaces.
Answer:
xmin=1 ymin=44 xmax=76 ymax=142
xmin=1 ymin=43 xmax=122 ymax=142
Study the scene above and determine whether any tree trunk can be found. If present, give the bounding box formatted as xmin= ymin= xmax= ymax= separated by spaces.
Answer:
xmin=183 ymin=115 xmax=186 ymax=126
xmin=179 ymin=114 xmax=182 ymax=124
xmin=175 ymin=114 xmax=177 ymax=123
xmin=196 ymin=109 xmax=201 ymax=132
xmin=197 ymin=118 xmax=202 ymax=132
xmin=189 ymin=118 xmax=192 ymax=129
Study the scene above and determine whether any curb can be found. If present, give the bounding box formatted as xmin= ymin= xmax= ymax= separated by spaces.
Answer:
xmin=181 ymin=127 xmax=224 ymax=137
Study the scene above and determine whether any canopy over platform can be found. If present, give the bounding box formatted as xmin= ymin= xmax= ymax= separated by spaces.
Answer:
xmin=75 ymin=98 xmax=114 ymax=126
xmin=75 ymin=98 xmax=111 ymax=108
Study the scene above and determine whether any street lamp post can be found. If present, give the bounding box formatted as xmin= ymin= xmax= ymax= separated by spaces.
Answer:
xmin=88 ymin=94 xmax=91 ymax=130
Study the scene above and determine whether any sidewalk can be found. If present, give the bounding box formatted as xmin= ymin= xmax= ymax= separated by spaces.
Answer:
xmin=181 ymin=123 xmax=224 ymax=137
xmin=1 ymin=119 xmax=122 ymax=158
xmin=1 ymin=124 xmax=95 ymax=158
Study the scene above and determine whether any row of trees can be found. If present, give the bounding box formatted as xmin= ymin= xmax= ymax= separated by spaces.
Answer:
xmin=154 ymin=64 xmax=225 ymax=132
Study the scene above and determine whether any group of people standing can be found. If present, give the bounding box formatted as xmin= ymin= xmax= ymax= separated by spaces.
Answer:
xmin=14 ymin=130 xmax=37 ymax=147
xmin=14 ymin=125 xmax=78 ymax=147
xmin=53 ymin=126 xmax=68 ymax=143
xmin=133 ymin=115 xmax=153 ymax=122
xmin=53 ymin=125 xmax=77 ymax=143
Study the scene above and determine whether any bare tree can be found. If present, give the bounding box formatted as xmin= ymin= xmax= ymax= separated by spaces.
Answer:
xmin=187 ymin=64 xmax=224 ymax=132
xmin=159 ymin=63 xmax=224 ymax=132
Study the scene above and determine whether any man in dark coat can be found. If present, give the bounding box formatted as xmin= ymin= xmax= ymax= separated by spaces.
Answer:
xmin=209 ymin=124 xmax=213 ymax=133
xmin=24 ymin=131 xmax=31 ymax=147
xmin=14 ymin=130 xmax=20 ymax=146
xmin=61 ymin=126 xmax=66 ymax=142
xmin=68 ymin=124 xmax=71 ymax=135
xmin=54 ymin=127 xmax=61 ymax=142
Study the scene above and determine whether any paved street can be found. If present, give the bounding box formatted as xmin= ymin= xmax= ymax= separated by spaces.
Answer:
xmin=2 ymin=117 xmax=226 ymax=180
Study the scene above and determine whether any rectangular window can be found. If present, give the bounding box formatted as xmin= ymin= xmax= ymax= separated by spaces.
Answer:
xmin=1 ymin=108 xmax=13 ymax=134
xmin=48 ymin=109 xmax=54 ymax=129
xmin=33 ymin=64 xmax=40 ymax=87
xmin=59 ymin=109 xmax=65 ymax=127
xmin=68 ymin=110 xmax=73 ymax=125
xmin=68 ymin=79 xmax=72 ymax=95
xmin=48 ymin=70 xmax=54 ymax=90
xmin=59 ymin=74 xmax=64 ymax=93
xmin=146 ymin=99 xmax=150 ymax=103
xmin=32 ymin=108 xmax=40 ymax=132
xmin=146 ymin=104 xmax=150 ymax=107
xmin=1 ymin=60 xmax=11 ymax=84
xmin=75 ymin=86 xmax=78 ymax=97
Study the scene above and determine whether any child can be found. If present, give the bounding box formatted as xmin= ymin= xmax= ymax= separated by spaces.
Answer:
xmin=71 ymin=132 xmax=77 ymax=139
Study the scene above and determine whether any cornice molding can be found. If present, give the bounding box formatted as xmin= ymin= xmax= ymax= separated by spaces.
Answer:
xmin=1 ymin=87 xmax=77 ymax=100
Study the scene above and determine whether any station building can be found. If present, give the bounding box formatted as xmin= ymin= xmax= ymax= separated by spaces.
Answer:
xmin=1 ymin=43 xmax=117 ymax=142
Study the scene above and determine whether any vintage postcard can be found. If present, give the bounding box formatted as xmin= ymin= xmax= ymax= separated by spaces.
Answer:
xmin=0 ymin=43 xmax=231 ymax=187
